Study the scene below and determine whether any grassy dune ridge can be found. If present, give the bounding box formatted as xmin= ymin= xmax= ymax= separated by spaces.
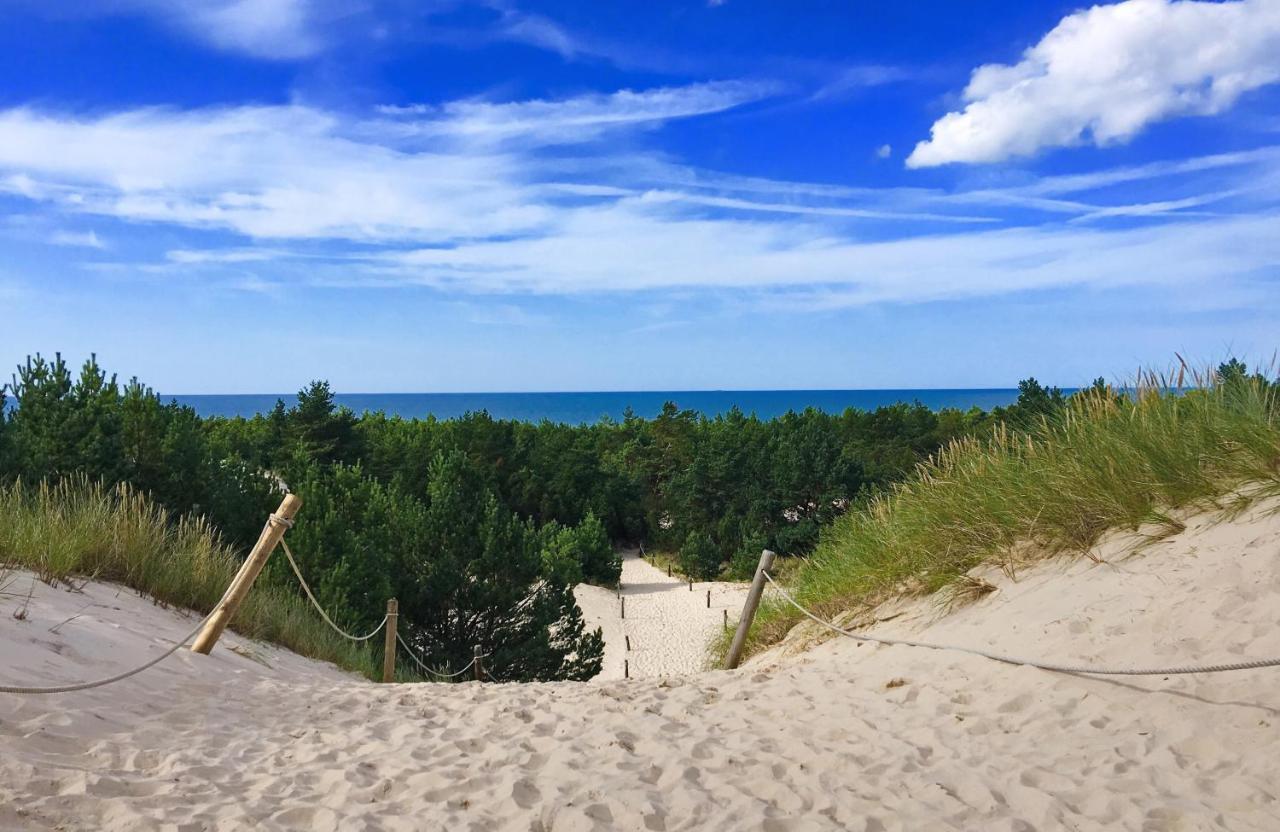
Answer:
xmin=740 ymin=371 xmax=1280 ymax=657
xmin=0 ymin=477 xmax=386 ymax=679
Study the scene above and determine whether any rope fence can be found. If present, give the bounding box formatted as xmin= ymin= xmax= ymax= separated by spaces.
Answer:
xmin=395 ymin=632 xmax=488 ymax=681
xmin=0 ymin=609 xmax=217 ymax=695
xmin=9 ymin=489 xmax=1278 ymax=698
xmin=761 ymin=571 xmax=1280 ymax=677
xmin=0 ymin=498 xmax=499 ymax=695
xmin=279 ymin=536 xmax=388 ymax=643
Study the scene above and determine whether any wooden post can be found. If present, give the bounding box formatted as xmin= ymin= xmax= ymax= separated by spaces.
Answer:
xmin=382 ymin=599 xmax=398 ymax=683
xmin=474 ymin=645 xmax=484 ymax=682
xmin=621 ymin=596 xmax=626 ymax=619
xmin=688 ymin=579 xmax=693 ymax=592
xmin=667 ymin=564 xmax=671 ymax=577
xmin=706 ymin=589 xmax=711 ymax=608
xmin=723 ymin=608 xmax=728 ymax=630
xmin=624 ymin=659 xmax=629 ymax=679
xmin=724 ymin=549 xmax=776 ymax=670
xmin=192 ymin=494 xmax=302 ymax=655
xmin=625 ymin=635 xmax=631 ymax=651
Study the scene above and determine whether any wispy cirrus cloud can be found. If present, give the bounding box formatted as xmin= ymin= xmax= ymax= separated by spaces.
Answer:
xmin=23 ymin=0 xmax=601 ymax=63
xmin=909 ymin=0 xmax=1280 ymax=167
xmin=1 ymin=80 xmax=1278 ymax=307
xmin=25 ymin=0 xmax=335 ymax=60
xmin=378 ymin=81 xmax=778 ymax=144
xmin=49 ymin=229 xmax=106 ymax=248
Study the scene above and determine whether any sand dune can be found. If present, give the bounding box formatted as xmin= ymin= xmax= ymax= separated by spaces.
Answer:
xmin=3 ymin=500 xmax=1280 ymax=830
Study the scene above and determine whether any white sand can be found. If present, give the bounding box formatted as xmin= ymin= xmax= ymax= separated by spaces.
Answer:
xmin=575 ymin=550 xmax=749 ymax=679
xmin=3 ymin=500 xmax=1280 ymax=830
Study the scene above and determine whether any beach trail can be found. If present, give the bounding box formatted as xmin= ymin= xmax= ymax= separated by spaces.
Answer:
xmin=575 ymin=550 xmax=749 ymax=679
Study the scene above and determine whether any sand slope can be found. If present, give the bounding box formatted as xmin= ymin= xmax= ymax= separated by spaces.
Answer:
xmin=3 ymin=500 xmax=1280 ymax=831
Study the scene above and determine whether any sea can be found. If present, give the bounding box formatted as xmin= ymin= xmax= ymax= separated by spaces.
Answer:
xmin=166 ymin=389 xmax=1027 ymax=424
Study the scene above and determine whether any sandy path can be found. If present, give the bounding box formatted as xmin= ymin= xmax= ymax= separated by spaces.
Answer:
xmin=3 ymin=500 xmax=1280 ymax=830
xmin=576 ymin=551 xmax=749 ymax=679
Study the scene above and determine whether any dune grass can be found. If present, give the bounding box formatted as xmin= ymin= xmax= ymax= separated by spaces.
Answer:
xmin=0 ymin=477 xmax=390 ymax=680
xmin=735 ymin=370 xmax=1280 ymax=659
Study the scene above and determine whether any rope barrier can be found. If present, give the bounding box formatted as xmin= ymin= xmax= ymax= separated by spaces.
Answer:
xmin=278 ymin=538 xmax=387 ymax=642
xmin=0 ymin=609 xmax=216 ymax=695
xmin=279 ymin=525 xmax=498 ymax=683
xmin=395 ymin=632 xmax=486 ymax=680
xmin=279 ymin=531 xmax=495 ymax=683
xmin=763 ymin=572 xmax=1280 ymax=677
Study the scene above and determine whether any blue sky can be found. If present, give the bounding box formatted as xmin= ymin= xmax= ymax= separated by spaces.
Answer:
xmin=1 ymin=0 xmax=1278 ymax=393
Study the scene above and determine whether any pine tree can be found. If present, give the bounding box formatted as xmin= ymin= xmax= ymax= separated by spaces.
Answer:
xmin=575 ymin=511 xmax=621 ymax=586
xmin=398 ymin=450 xmax=604 ymax=681
xmin=0 ymin=384 xmax=11 ymax=477
xmin=679 ymin=530 xmax=721 ymax=581
xmin=9 ymin=353 xmax=76 ymax=477
xmin=291 ymin=381 xmax=360 ymax=464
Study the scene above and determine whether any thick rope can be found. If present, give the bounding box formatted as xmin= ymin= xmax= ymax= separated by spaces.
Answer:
xmin=0 ymin=515 xmax=296 ymax=695
xmin=278 ymin=538 xmax=387 ymax=642
xmin=395 ymin=632 xmax=485 ymax=680
xmin=763 ymin=572 xmax=1280 ymax=676
xmin=0 ymin=608 xmax=216 ymax=695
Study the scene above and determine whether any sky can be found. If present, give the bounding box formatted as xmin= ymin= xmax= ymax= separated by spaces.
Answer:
xmin=1 ymin=0 xmax=1278 ymax=393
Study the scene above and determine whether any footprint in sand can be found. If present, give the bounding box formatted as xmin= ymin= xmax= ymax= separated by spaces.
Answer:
xmin=511 ymin=777 xmax=541 ymax=809
xmin=997 ymin=692 xmax=1033 ymax=713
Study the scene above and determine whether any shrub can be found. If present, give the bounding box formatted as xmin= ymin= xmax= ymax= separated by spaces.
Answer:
xmin=679 ymin=531 xmax=721 ymax=581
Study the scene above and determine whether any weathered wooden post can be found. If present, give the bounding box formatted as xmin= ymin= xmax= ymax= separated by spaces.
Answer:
xmin=474 ymin=645 xmax=484 ymax=682
xmin=688 ymin=579 xmax=693 ymax=592
xmin=723 ymin=608 xmax=728 ymax=630
xmin=382 ymin=599 xmax=398 ymax=683
xmin=667 ymin=564 xmax=671 ymax=577
xmin=724 ymin=549 xmax=776 ymax=670
xmin=625 ymin=635 xmax=631 ymax=651
xmin=621 ymin=596 xmax=626 ymax=619
xmin=706 ymin=589 xmax=711 ymax=608
xmin=192 ymin=494 xmax=302 ymax=655
xmin=624 ymin=659 xmax=629 ymax=679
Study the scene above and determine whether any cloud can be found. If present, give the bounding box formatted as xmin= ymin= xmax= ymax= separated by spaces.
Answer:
xmin=0 ymin=84 xmax=775 ymax=244
xmin=51 ymin=0 xmax=331 ymax=60
xmin=32 ymin=1 xmax=592 ymax=62
xmin=371 ymin=207 xmax=1280 ymax=302
xmin=809 ymin=65 xmax=916 ymax=102
xmin=452 ymin=301 xmax=550 ymax=326
xmin=1 ymin=88 xmax=1278 ymax=308
xmin=0 ymin=104 xmax=546 ymax=242
xmin=49 ymin=229 xmax=106 ymax=248
xmin=876 ymin=144 xmax=892 ymax=160
xmin=908 ymin=0 xmax=1280 ymax=167
xmin=173 ymin=0 xmax=324 ymax=59
xmin=384 ymin=81 xmax=776 ymax=144
xmin=493 ymin=8 xmax=581 ymax=58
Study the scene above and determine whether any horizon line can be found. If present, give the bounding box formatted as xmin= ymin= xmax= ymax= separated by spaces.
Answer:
xmin=159 ymin=386 xmax=1045 ymax=398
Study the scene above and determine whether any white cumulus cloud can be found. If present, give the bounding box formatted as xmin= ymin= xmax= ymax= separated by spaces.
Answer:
xmin=908 ymin=0 xmax=1280 ymax=167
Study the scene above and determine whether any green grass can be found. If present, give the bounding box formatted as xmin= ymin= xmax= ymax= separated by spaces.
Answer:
xmin=0 ymin=477 xmax=395 ymax=680
xmin=731 ymin=371 xmax=1280 ymax=661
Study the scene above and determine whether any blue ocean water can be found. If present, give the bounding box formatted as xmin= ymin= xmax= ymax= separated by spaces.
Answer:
xmin=166 ymin=389 xmax=1026 ymax=424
